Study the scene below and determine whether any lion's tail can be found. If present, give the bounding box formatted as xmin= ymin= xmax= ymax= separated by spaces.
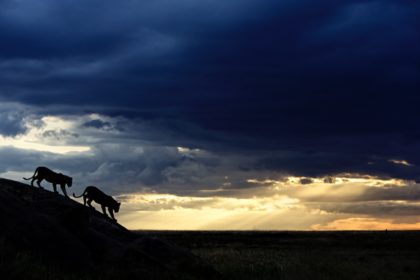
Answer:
xmin=73 ymin=189 xmax=87 ymax=198
xmin=23 ymin=167 xmax=39 ymax=180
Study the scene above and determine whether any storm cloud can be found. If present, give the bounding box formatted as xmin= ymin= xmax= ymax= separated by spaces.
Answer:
xmin=0 ymin=1 xmax=419 ymax=229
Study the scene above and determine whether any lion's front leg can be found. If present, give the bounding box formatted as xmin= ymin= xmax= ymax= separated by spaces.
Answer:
xmin=108 ymin=208 xmax=117 ymax=221
xmin=60 ymin=184 xmax=69 ymax=197
xmin=101 ymin=205 xmax=108 ymax=217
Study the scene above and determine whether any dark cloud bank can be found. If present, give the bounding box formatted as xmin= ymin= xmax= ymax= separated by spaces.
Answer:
xmin=0 ymin=0 xmax=419 ymax=192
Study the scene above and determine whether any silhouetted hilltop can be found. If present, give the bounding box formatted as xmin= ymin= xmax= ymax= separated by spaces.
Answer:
xmin=0 ymin=178 xmax=218 ymax=280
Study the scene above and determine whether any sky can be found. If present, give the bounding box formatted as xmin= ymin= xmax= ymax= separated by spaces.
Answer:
xmin=0 ymin=0 xmax=420 ymax=230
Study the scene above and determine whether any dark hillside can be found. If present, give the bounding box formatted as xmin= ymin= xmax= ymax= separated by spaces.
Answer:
xmin=0 ymin=178 xmax=218 ymax=280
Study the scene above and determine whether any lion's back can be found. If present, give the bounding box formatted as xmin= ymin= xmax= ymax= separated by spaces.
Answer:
xmin=37 ymin=167 xmax=68 ymax=184
xmin=86 ymin=186 xmax=115 ymax=205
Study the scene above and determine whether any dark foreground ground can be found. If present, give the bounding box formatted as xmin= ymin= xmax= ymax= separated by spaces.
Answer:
xmin=137 ymin=230 xmax=420 ymax=280
xmin=0 ymin=178 xmax=218 ymax=280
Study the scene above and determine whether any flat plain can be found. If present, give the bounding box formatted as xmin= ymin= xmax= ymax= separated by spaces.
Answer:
xmin=138 ymin=230 xmax=420 ymax=280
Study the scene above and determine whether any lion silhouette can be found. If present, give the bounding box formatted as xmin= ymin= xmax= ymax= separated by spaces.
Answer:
xmin=23 ymin=166 xmax=72 ymax=197
xmin=73 ymin=186 xmax=121 ymax=221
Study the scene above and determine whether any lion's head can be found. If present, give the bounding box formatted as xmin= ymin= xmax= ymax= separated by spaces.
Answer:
xmin=113 ymin=201 xmax=121 ymax=213
xmin=60 ymin=174 xmax=72 ymax=187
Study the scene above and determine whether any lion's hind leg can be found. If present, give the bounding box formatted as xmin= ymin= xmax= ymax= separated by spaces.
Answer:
xmin=36 ymin=178 xmax=44 ymax=189
xmin=87 ymin=198 xmax=95 ymax=209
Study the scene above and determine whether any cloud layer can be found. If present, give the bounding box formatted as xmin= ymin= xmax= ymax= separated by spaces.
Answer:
xmin=1 ymin=1 xmax=419 ymax=229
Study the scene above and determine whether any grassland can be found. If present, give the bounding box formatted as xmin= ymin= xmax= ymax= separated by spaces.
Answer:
xmin=139 ymin=230 xmax=420 ymax=280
